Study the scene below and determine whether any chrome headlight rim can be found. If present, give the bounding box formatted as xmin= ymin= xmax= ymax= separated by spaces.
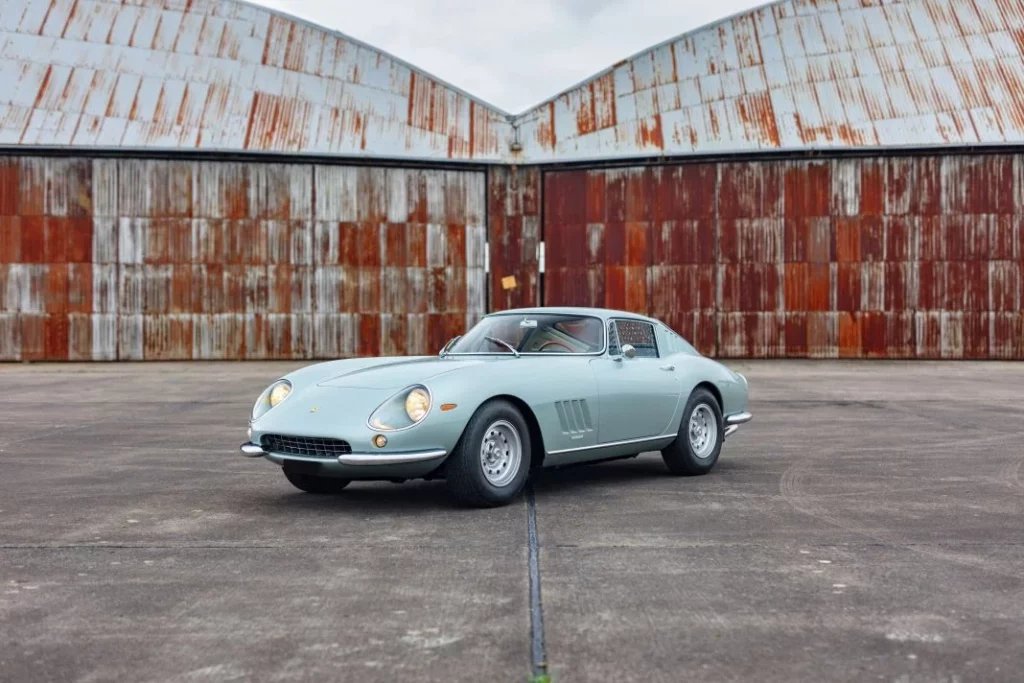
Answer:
xmin=251 ymin=379 xmax=292 ymax=422
xmin=367 ymin=384 xmax=433 ymax=432
xmin=405 ymin=387 xmax=431 ymax=422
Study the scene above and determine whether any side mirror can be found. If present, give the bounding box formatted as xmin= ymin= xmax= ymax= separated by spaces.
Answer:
xmin=621 ymin=344 xmax=637 ymax=360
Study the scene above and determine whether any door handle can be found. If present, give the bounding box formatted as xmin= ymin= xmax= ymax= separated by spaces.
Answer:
xmin=660 ymin=365 xmax=675 ymax=371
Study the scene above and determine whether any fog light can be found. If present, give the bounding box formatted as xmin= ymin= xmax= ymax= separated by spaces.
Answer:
xmin=373 ymin=435 xmax=387 ymax=448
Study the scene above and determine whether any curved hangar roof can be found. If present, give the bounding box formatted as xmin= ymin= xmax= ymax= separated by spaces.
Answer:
xmin=2 ymin=0 xmax=1024 ymax=163
xmin=0 ymin=0 xmax=513 ymax=161
xmin=517 ymin=0 xmax=1024 ymax=162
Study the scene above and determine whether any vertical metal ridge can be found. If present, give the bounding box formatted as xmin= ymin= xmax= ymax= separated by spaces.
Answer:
xmin=571 ymin=399 xmax=588 ymax=433
xmin=553 ymin=401 xmax=570 ymax=434
xmin=579 ymin=399 xmax=594 ymax=431
xmin=561 ymin=400 xmax=579 ymax=434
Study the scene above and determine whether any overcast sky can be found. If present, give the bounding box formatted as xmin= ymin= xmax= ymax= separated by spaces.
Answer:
xmin=255 ymin=0 xmax=766 ymax=113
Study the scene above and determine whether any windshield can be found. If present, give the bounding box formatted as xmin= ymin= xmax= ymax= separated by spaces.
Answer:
xmin=448 ymin=314 xmax=604 ymax=355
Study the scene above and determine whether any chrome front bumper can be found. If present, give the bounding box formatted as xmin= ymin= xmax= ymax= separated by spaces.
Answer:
xmin=239 ymin=442 xmax=446 ymax=466
xmin=724 ymin=412 xmax=752 ymax=439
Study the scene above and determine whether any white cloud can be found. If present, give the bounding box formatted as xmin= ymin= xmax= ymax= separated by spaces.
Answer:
xmin=254 ymin=0 xmax=768 ymax=113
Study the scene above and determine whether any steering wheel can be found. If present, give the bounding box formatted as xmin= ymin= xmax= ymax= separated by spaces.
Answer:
xmin=538 ymin=340 xmax=574 ymax=353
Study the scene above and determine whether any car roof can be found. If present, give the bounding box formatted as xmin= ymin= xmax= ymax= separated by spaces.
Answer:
xmin=486 ymin=307 xmax=662 ymax=325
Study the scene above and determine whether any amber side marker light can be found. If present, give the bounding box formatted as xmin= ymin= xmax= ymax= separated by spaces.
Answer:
xmin=441 ymin=404 xmax=457 ymax=412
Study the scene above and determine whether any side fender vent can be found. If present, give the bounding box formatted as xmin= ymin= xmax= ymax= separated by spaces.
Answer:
xmin=554 ymin=399 xmax=594 ymax=435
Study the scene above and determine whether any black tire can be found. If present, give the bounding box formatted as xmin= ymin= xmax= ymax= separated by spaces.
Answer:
xmin=661 ymin=387 xmax=723 ymax=476
xmin=283 ymin=470 xmax=351 ymax=494
xmin=445 ymin=400 xmax=532 ymax=507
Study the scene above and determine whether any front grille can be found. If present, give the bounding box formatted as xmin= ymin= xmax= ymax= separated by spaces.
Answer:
xmin=261 ymin=434 xmax=353 ymax=458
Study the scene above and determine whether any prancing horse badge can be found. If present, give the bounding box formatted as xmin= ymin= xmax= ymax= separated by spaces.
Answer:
xmin=310 ymin=406 xmax=319 ymax=413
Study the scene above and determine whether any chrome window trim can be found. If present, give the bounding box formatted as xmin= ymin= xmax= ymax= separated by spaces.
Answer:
xmin=445 ymin=313 xmax=608 ymax=357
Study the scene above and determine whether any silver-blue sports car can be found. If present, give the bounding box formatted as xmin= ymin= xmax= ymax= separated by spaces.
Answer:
xmin=240 ymin=307 xmax=752 ymax=507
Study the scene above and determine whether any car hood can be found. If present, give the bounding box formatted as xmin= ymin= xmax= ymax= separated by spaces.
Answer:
xmin=317 ymin=357 xmax=488 ymax=390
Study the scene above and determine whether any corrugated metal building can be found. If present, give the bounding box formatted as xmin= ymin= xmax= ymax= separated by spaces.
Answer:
xmin=2 ymin=0 xmax=1022 ymax=359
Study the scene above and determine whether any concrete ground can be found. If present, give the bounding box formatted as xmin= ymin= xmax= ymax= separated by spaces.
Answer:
xmin=1 ymin=360 xmax=1023 ymax=683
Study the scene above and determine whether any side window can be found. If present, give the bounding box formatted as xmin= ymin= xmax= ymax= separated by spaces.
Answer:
xmin=613 ymin=320 xmax=659 ymax=358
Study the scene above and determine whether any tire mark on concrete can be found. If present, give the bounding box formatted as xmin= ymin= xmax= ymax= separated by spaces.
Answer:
xmin=996 ymin=456 xmax=1024 ymax=492
xmin=526 ymin=485 xmax=548 ymax=680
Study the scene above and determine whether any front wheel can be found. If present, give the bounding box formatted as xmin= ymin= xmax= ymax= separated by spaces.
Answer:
xmin=445 ymin=400 xmax=532 ymax=507
xmin=283 ymin=469 xmax=351 ymax=494
xmin=661 ymin=388 xmax=723 ymax=476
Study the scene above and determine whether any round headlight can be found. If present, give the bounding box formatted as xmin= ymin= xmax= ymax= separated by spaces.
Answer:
xmin=404 ymin=388 xmax=430 ymax=422
xmin=269 ymin=381 xmax=291 ymax=408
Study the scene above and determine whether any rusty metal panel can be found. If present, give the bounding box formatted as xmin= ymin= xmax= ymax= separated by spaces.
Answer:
xmin=542 ymin=153 xmax=1024 ymax=358
xmin=310 ymin=167 xmax=485 ymax=358
xmin=1 ymin=0 xmax=511 ymax=162
xmin=1 ymin=155 xmax=486 ymax=361
xmin=0 ymin=157 xmax=95 ymax=360
xmin=489 ymin=166 xmax=540 ymax=312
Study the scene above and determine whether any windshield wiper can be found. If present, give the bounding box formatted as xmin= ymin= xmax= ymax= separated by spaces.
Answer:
xmin=484 ymin=336 xmax=520 ymax=357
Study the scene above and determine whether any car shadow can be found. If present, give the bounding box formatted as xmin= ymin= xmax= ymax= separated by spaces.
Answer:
xmin=530 ymin=453 xmax=753 ymax=496
xmin=246 ymin=478 xmax=463 ymax=514
xmin=243 ymin=455 xmax=754 ymax=513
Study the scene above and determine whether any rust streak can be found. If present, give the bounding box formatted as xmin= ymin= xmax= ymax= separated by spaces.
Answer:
xmin=407 ymin=71 xmax=416 ymax=126
xmin=37 ymin=0 xmax=54 ymax=37
xmin=261 ymin=17 xmax=273 ymax=65
xmin=468 ymin=101 xmax=476 ymax=158
xmin=428 ymin=80 xmax=436 ymax=133
xmin=707 ymin=106 xmax=721 ymax=138
xmin=149 ymin=14 xmax=162 ymax=50
xmin=152 ymin=85 xmax=167 ymax=123
xmin=243 ymin=92 xmax=260 ymax=149
xmin=60 ymin=0 xmax=79 ymax=40
xmin=32 ymin=65 xmax=53 ymax=110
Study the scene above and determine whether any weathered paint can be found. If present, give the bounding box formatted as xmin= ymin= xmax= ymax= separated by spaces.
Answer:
xmin=488 ymin=165 xmax=541 ymax=312
xmin=516 ymin=0 xmax=1024 ymax=163
xmin=0 ymin=0 xmax=511 ymax=161
xmin=0 ymin=155 xmax=485 ymax=360
xmin=542 ymin=154 xmax=1024 ymax=359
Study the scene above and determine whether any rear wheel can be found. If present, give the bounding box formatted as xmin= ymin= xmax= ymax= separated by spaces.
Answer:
xmin=446 ymin=400 xmax=532 ymax=507
xmin=283 ymin=469 xmax=351 ymax=494
xmin=661 ymin=388 xmax=723 ymax=476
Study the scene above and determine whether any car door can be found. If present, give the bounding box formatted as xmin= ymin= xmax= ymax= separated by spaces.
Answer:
xmin=591 ymin=319 xmax=681 ymax=444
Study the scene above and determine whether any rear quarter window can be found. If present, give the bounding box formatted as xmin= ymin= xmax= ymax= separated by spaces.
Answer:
xmin=660 ymin=325 xmax=699 ymax=356
xmin=614 ymin=320 xmax=659 ymax=358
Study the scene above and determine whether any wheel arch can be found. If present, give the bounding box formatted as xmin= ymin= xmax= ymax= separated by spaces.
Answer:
xmin=669 ymin=380 xmax=724 ymax=434
xmin=693 ymin=381 xmax=723 ymax=413
xmin=472 ymin=394 xmax=547 ymax=470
